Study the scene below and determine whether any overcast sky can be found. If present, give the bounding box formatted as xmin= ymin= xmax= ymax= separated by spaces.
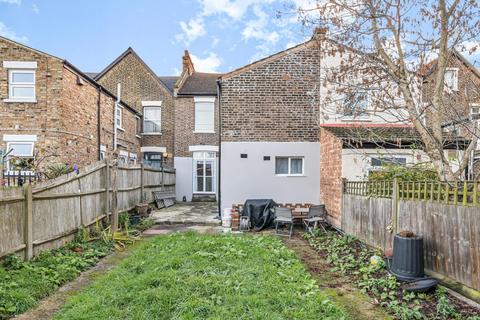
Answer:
xmin=0 ymin=0 xmax=316 ymax=75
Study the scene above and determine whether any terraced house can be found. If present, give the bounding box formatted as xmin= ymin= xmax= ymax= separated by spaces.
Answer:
xmin=0 ymin=36 xmax=141 ymax=183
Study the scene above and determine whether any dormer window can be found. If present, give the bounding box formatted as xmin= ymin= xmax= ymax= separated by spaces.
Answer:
xmin=444 ymin=68 xmax=459 ymax=91
xmin=343 ymin=91 xmax=368 ymax=117
xmin=3 ymin=61 xmax=37 ymax=103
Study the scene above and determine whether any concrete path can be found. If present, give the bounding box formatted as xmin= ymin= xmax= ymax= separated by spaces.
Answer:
xmin=151 ymin=202 xmax=221 ymax=226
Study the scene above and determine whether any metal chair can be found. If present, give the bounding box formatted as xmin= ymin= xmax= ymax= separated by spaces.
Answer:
xmin=304 ymin=205 xmax=327 ymax=234
xmin=275 ymin=207 xmax=294 ymax=239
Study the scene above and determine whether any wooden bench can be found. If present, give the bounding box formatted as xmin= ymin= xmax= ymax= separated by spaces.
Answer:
xmin=152 ymin=191 xmax=176 ymax=209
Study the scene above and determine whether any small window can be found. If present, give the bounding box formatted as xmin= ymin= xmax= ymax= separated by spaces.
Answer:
xmin=129 ymin=153 xmax=137 ymax=164
xmin=444 ymin=68 xmax=458 ymax=91
xmin=143 ymin=106 xmax=161 ymax=133
xmin=135 ymin=116 xmax=142 ymax=136
xmin=116 ymin=105 xmax=123 ymax=129
xmin=275 ymin=157 xmax=304 ymax=175
xmin=6 ymin=141 xmax=35 ymax=173
xmin=8 ymin=70 xmax=36 ymax=100
xmin=470 ymin=104 xmax=480 ymax=120
xmin=343 ymin=91 xmax=368 ymax=116
xmin=371 ymin=157 xmax=407 ymax=167
xmin=144 ymin=152 xmax=163 ymax=168
xmin=195 ymin=100 xmax=215 ymax=132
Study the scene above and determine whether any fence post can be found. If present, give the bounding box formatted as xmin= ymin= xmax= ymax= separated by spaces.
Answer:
xmin=161 ymin=166 xmax=165 ymax=191
xmin=392 ymin=178 xmax=399 ymax=234
xmin=105 ymin=158 xmax=110 ymax=218
xmin=140 ymin=163 xmax=145 ymax=203
xmin=23 ymin=183 xmax=33 ymax=260
xmin=111 ymin=157 xmax=119 ymax=232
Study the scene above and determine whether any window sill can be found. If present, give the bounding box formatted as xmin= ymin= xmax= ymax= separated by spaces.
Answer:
xmin=136 ymin=135 xmax=142 ymax=139
xmin=142 ymin=132 xmax=162 ymax=136
xmin=193 ymin=131 xmax=215 ymax=134
xmin=275 ymin=174 xmax=306 ymax=177
xmin=4 ymin=98 xmax=37 ymax=103
xmin=117 ymin=127 xmax=125 ymax=132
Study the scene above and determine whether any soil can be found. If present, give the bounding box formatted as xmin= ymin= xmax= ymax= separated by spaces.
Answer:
xmin=284 ymin=235 xmax=394 ymax=320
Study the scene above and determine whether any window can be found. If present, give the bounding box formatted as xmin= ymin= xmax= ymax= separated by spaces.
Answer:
xmin=194 ymin=97 xmax=215 ymax=133
xmin=470 ymin=104 xmax=480 ymax=120
xmin=5 ymin=141 xmax=35 ymax=173
xmin=275 ymin=157 xmax=304 ymax=176
xmin=135 ymin=116 xmax=141 ymax=136
xmin=144 ymin=152 xmax=163 ymax=169
xmin=99 ymin=145 xmax=106 ymax=160
xmin=129 ymin=153 xmax=137 ymax=164
xmin=343 ymin=91 xmax=368 ymax=116
xmin=143 ymin=107 xmax=161 ymax=133
xmin=116 ymin=105 xmax=123 ymax=129
xmin=444 ymin=68 xmax=458 ymax=91
xmin=8 ymin=70 xmax=36 ymax=101
xmin=371 ymin=157 xmax=407 ymax=167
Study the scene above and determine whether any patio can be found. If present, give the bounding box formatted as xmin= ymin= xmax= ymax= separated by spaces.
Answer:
xmin=150 ymin=202 xmax=221 ymax=226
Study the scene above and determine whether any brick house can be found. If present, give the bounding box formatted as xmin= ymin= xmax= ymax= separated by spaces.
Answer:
xmin=218 ymin=36 xmax=322 ymax=212
xmin=93 ymin=48 xmax=175 ymax=167
xmin=0 ymin=36 xmax=140 ymax=181
xmin=173 ymin=51 xmax=220 ymax=202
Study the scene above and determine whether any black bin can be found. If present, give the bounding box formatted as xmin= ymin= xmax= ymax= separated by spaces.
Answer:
xmin=390 ymin=233 xmax=424 ymax=281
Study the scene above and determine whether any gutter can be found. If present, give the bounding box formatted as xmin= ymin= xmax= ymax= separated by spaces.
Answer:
xmin=216 ymin=78 xmax=222 ymax=217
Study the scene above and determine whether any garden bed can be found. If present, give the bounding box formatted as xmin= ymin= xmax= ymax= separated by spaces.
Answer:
xmin=53 ymin=233 xmax=348 ymax=319
xmin=304 ymin=230 xmax=480 ymax=320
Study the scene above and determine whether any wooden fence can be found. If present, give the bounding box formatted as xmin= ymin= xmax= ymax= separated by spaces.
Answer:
xmin=0 ymin=159 xmax=175 ymax=260
xmin=342 ymin=180 xmax=480 ymax=292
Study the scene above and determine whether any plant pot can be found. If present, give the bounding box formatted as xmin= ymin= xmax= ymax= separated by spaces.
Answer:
xmin=390 ymin=233 xmax=424 ymax=281
xmin=129 ymin=214 xmax=142 ymax=226
xmin=135 ymin=203 xmax=149 ymax=216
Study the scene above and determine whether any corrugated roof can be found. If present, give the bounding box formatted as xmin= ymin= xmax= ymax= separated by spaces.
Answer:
xmin=158 ymin=76 xmax=179 ymax=94
xmin=177 ymin=72 xmax=221 ymax=95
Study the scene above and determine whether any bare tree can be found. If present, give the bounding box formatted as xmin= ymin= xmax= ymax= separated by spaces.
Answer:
xmin=297 ymin=0 xmax=480 ymax=180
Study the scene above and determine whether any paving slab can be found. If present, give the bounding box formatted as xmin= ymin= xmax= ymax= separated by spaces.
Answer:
xmin=151 ymin=202 xmax=221 ymax=226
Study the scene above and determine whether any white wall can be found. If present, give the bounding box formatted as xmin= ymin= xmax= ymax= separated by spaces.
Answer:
xmin=174 ymin=157 xmax=193 ymax=201
xmin=220 ymin=142 xmax=321 ymax=210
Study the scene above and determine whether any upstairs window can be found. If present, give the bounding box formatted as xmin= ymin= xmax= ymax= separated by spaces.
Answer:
xmin=8 ymin=70 xmax=36 ymax=101
xmin=470 ymin=104 xmax=480 ymax=120
xmin=194 ymin=97 xmax=215 ymax=133
xmin=143 ymin=106 xmax=161 ymax=133
xmin=343 ymin=91 xmax=368 ymax=117
xmin=444 ymin=68 xmax=459 ymax=91
xmin=115 ymin=105 xmax=123 ymax=130
xmin=371 ymin=157 xmax=407 ymax=167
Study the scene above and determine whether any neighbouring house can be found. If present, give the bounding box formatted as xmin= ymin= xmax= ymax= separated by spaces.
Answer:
xmin=93 ymin=47 xmax=175 ymax=168
xmin=173 ymin=51 xmax=220 ymax=202
xmin=0 ymin=36 xmax=141 ymax=182
xmin=421 ymin=49 xmax=480 ymax=178
xmin=218 ymin=33 xmax=322 ymax=212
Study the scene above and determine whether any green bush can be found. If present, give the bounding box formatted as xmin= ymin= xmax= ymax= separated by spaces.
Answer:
xmin=368 ymin=164 xmax=438 ymax=182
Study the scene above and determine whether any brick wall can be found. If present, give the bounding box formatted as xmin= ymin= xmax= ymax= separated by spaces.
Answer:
xmin=220 ymin=41 xmax=320 ymax=142
xmin=96 ymin=51 xmax=174 ymax=166
xmin=174 ymin=96 xmax=219 ymax=157
xmin=319 ymin=128 xmax=343 ymax=227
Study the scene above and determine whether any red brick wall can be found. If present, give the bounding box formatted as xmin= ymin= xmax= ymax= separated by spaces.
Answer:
xmin=174 ymin=96 xmax=219 ymax=157
xmin=320 ymin=128 xmax=343 ymax=227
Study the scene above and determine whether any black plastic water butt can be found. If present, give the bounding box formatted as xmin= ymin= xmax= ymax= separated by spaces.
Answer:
xmin=390 ymin=233 xmax=425 ymax=281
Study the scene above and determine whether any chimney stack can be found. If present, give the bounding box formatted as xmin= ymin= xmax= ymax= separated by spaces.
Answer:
xmin=182 ymin=50 xmax=195 ymax=75
xmin=313 ymin=27 xmax=328 ymax=40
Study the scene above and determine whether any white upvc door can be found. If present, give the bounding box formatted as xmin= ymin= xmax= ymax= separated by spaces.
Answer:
xmin=193 ymin=152 xmax=216 ymax=194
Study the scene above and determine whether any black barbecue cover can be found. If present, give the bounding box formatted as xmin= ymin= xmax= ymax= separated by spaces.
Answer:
xmin=241 ymin=199 xmax=277 ymax=231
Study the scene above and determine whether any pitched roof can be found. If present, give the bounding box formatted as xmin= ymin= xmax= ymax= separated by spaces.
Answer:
xmin=94 ymin=47 xmax=173 ymax=95
xmin=158 ymin=76 xmax=179 ymax=94
xmin=85 ymin=72 xmax=98 ymax=79
xmin=177 ymin=72 xmax=221 ymax=95
xmin=421 ymin=49 xmax=480 ymax=79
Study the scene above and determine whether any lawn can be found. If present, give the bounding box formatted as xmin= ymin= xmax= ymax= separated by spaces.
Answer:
xmin=53 ymin=232 xmax=347 ymax=320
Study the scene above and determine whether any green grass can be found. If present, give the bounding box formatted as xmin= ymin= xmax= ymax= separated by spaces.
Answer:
xmin=54 ymin=232 xmax=347 ymax=320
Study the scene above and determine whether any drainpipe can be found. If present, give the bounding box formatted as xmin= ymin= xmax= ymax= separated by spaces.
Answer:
xmin=114 ymin=83 xmax=121 ymax=150
xmin=216 ymin=79 xmax=222 ymax=218
xmin=97 ymin=87 xmax=102 ymax=160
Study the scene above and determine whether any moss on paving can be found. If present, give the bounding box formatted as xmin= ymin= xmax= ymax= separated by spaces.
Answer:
xmin=53 ymin=232 xmax=348 ymax=320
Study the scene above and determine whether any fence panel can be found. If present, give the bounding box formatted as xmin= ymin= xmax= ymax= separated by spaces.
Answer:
xmin=0 ymin=160 xmax=175 ymax=260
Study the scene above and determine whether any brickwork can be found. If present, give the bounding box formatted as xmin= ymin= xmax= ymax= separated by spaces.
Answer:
xmin=220 ymin=41 xmax=320 ymax=142
xmin=0 ymin=37 xmax=140 ymax=173
xmin=174 ymin=96 xmax=219 ymax=157
xmin=96 ymin=51 xmax=174 ymax=166
xmin=319 ymin=128 xmax=343 ymax=227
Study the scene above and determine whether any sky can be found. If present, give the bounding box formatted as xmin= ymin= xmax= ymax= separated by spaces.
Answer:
xmin=0 ymin=0 xmax=317 ymax=75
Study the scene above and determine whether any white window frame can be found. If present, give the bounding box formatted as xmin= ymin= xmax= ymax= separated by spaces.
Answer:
xmin=444 ymin=68 xmax=459 ymax=91
xmin=470 ymin=103 xmax=480 ymax=120
xmin=6 ymin=69 xmax=36 ymax=102
xmin=192 ymin=151 xmax=216 ymax=194
xmin=5 ymin=141 xmax=35 ymax=173
xmin=115 ymin=105 xmax=124 ymax=131
xmin=342 ymin=90 xmax=369 ymax=118
xmin=194 ymin=97 xmax=215 ymax=133
xmin=275 ymin=156 xmax=305 ymax=176
xmin=135 ymin=116 xmax=141 ymax=138
xmin=129 ymin=153 xmax=138 ymax=164
xmin=143 ymin=106 xmax=162 ymax=134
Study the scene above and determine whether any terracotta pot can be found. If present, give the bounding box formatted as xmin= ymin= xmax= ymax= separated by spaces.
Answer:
xmin=135 ymin=203 xmax=149 ymax=216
